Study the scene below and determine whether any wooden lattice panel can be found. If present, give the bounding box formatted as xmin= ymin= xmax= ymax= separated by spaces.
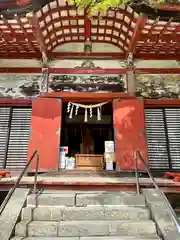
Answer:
xmin=135 ymin=19 xmax=180 ymax=59
xmin=37 ymin=0 xmax=85 ymax=51
xmin=91 ymin=6 xmax=137 ymax=53
xmin=36 ymin=0 xmax=137 ymax=53
xmin=0 ymin=0 xmax=179 ymax=59
xmin=0 ymin=17 xmax=39 ymax=56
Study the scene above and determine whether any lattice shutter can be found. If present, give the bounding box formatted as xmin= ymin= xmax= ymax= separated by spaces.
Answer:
xmin=6 ymin=108 xmax=31 ymax=169
xmin=165 ymin=108 xmax=180 ymax=170
xmin=0 ymin=108 xmax=10 ymax=168
xmin=145 ymin=109 xmax=169 ymax=170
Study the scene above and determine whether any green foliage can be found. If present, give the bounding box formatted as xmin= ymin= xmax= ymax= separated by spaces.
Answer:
xmin=70 ymin=0 xmax=166 ymax=16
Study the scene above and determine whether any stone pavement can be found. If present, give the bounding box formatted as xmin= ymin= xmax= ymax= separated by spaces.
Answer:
xmin=0 ymin=175 xmax=177 ymax=185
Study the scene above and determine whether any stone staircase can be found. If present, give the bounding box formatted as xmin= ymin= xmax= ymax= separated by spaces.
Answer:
xmin=10 ymin=191 xmax=161 ymax=240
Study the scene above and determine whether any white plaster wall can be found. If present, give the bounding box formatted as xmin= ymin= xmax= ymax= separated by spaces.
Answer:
xmin=0 ymin=58 xmax=179 ymax=69
xmin=49 ymin=60 xmax=124 ymax=68
xmin=135 ymin=60 xmax=180 ymax=68
xmin=53 ymin=43 xmax=122 ymax=53
xmin=0 ymin=59 xmax=42 ymax=68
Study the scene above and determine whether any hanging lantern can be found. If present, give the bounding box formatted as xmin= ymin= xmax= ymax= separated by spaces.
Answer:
xmin=16 ymin=0 xmax=32 ymax=6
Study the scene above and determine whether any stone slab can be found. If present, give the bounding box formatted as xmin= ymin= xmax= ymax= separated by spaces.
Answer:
xmin=21 ymin=207 xmax=33 ymax=221
xmin=58 ymin=221 xmax=109 ymax=237
xmin=22 ymin=205 xmax=150 ymax=221
xmin=15 ymin=220 xmax=30 ymax=237
xmin=28 ymin=221 xmax=58 ymax=237
xmin=33 ymin=207 xmax=64 ymax=221
xmin=63 ymin=206 xmax=150 ymax=221
xmin=11 ymin=237 xmax=160 ymax=240
xmin=109 ymin=220 xmax=157 ymax=236
xmin=142 ymin=189 xmax=180 ymax=240
xmin=76 ymin=193 xmax=146 ymax=206
xmin=12 ymin=238 xmax=79 ymax=240
xmin=57 ymin=220 xmax=157 ymax=237
xmin=63 ymin=206 xmax=105 ymax=221
xmin=103 ymin=206 xmax=150 ymax=221
xmin=0 ymin=188 xmax=30 ymax=240
xmin=10 ymin=237 xmax=24 ymax=240
xmin=27 ymin=193 xmax=75 ymax=207
xmin=81 ymin=236 xmax=160 ymax=240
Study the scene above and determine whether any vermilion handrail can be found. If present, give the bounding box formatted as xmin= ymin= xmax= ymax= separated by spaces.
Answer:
xmin=0 ymin=150 xmax=39 ymax=215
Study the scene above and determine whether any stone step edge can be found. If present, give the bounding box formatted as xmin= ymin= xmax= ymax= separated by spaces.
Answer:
xmin=15 ymin=220 xmax=157 ymax=238
xmin=26 ymin=193 xmax=145 ymax=207
xmin=21 ymin=205 xmax=150 ymax=221
xmin=11 ymin=236 xmax=161 ymax=240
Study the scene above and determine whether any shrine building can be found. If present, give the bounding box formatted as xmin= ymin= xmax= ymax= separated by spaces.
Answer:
xmin=0 ymin=0 xmax=180 ymax=176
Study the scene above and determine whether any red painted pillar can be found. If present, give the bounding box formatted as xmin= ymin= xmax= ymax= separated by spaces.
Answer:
xmin=28 ymin=98 xmax=62 ymax=172
xmin=113 ymin=98 xmax=148 ymax=171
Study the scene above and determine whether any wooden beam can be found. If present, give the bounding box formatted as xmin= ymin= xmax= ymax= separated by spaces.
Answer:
xmin=135 ymin=54 xmax=180 ymax=60
xmin=0 ymin=67 xmax=42 ymax=73
xmin=0 ymin=67 xmax=180 ymax=75
xmin=156 ymin=3 xmax=180 ymax=11
xmin=0 ymin=52 xmax=42 ymax=59
xmin=84 ymin=8 xmax=91 ymax=40
xmin=16 ymin=15 xmax=38 ymax=53
xmin=135 ymin=68 xmax=180 ymax=74
xmin=26 ymin=12 xmax=48 ymax=62
xmin=0 ymin=98 xmax=32 ymax=107
xmin=126 ymin=14 xmax=148 ymax=57
xmin=42 ymin=92 xmax=134 ymax=102
xmin=144 ymin=99 xmax=180 ymax=108
xmin=1 ymin=51 xmax=180 ymax=60
xmin=49 ymin=68 xmax=126 ymax=75
xmin=50 ymin=52 xmax=125 ymax=60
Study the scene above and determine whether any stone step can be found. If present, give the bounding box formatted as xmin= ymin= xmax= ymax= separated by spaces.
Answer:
xmin=15 ymin=220 xmax=157 ymax=237
xmin=27 ymin=192 xmax=145 ymax=207
xmin=11 ymin=236 xmax=161 ymax=240
xmin=22 ymin=206 xmax=150 ymax=221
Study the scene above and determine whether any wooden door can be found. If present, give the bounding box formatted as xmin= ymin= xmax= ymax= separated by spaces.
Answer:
xmin=28 ymin=98 xmax=62 ymax=171
xmin=113 ymin=98 xmax=148 ymax=170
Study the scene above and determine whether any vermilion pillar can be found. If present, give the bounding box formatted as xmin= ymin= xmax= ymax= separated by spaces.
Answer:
xmin=113 ymin=98 xmax=148 ymax=171
xmin=28 ymin=97 xmax=62 ymax=172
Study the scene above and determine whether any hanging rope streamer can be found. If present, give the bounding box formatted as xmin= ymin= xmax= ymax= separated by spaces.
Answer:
xmin=67 ymin=101 xmax=108 ymax=122
xmin=69 ymin=104 xmax=74 ymax=119
xmin=67 ymin=102 xmax=71 ymax=113
xmin=84 ymin=108 xmax=88 ymax=122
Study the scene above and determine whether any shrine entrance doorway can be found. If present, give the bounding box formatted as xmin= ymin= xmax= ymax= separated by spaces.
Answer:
xmin=60 ymin=102 xmax=115 ymax=171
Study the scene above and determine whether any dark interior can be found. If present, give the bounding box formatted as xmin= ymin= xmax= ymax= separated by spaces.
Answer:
xmin=60 ymin=102 xmax=114 ymax=157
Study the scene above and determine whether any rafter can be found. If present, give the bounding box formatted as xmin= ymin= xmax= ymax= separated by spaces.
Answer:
xmin=126 ymin=14 xmax=148 ymax=58
xmin=0 ymin=1 xmax=180 ymax=60
xmin=153 ymin=17 xmax=173 ymax=54
xmin=84 ymin=8 xmax=91 ymax=40
xmin=15 ymin=15 xmax=38 ymax=53
xmin=26 ymin=12 xmax=48 ymax=62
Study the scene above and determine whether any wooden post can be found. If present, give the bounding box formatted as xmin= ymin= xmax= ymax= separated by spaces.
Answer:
xmin=126 ymin=69 xmax=136 ymax=96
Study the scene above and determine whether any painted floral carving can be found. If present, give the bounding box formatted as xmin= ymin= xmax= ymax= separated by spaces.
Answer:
xmin=136 ymin=74 xmax=180 ymax=99
xmin=48 ymin=74 xmax=127 ymax=93
xmin=0 ymin=73 xmax=126 ymax=98
xmin=0 ymin=74 xmax=42 ymax=98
